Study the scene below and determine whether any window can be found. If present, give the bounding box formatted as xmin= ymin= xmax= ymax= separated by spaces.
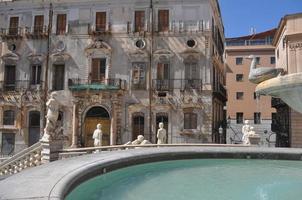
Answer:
xmin=34 ymin=15 xmax=44 ymax=34
xmin=53 ymin=64 xmax=65 ymax=90
xmin=236 ymin=74 xmax=243 ymax=82
xmin=254 ymin=92 xmax=260 ymax=100
xmin=132 ymin=63 xmax=146 ymax=89
xmin=255 ymin=57 xmax=260 ymax=65
xmin=134 ymin=11 xmax=145 ymax=32
xmin=158 ymin=10 xmax=169 ymax=32
xmin=56 ymin=14 xmax=66 ymax=35
xmin=272 ymin=113 xmax=277 ymax=124
xmin=236 ymin=92 xmax=244 ymax=100
xmin=95 ymin=12 xmax=106 ymax=32
xmin=4 ymin=65 xmax=16 ymax=91
xmin=9 ymin=16 xmax=19 ymax=35
xmin=3 ymin=110 xmax=15 ymax=125
xmin=236 ymin=112 xmax=243 ymax=124
xmin=31 ymin=65 xmax=41 ymax=85
xmin=184 ymin=113 xmax=197 ymax=129
xmin=132 ymin=114 xmax=144 ymax=140
xmin=254 ymin=112 xmax=261 ymax=124
xmin=270 ymin=57 xmax=276 ymax=64
xmin=1 ymin=133 xmax=15 ymax=155
xmin=236 ymin=57 xmax=243 ymax=65
xmin=91 ymin=58 xmax=106 ymax=83
xmin=157 ymin=63 xmax=169 ymax=80
xmin=277 ymin=49 xmax=279 ymax=59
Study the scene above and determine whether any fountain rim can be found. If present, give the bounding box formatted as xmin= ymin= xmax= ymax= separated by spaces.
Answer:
xmin=1 ymin=146 xmax=302 ymax=200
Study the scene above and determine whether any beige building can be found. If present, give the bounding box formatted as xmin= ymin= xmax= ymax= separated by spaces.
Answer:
xmin=225 ymin=29 xmax=277 ymax=146
xmin=272 ymin=13 xmax=302 ymax=147
xmin=0 ymin=0 xmax=227 ymax=155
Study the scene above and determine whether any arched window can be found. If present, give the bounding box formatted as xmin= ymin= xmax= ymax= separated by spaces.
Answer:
xmin=3 ymin=110 xmax=15 ymax=125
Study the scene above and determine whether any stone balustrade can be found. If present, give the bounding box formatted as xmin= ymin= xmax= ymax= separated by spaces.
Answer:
xmin=0 ymin=142 xmax=42 ymax=176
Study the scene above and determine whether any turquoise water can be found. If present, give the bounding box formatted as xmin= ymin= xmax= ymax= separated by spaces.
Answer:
xmin=66 ymin=159 xmax=302 ymax=200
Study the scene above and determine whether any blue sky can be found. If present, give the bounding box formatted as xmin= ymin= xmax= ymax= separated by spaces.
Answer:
xmin=219 ymin=0 xmax=302 ymax=38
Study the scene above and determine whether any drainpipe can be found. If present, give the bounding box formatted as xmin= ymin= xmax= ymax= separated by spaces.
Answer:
xmin=43 ymin=3 xmax=53 ymax=128
xmin=148 ymin=0 xmax=154 ymax=142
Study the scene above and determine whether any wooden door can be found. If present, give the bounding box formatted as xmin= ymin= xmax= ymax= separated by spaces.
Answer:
xmin=53 ymin=65 xmax=65 ymax=90
xmin=91 ymin=58 xmax=106 ymax=83
xmin=84 ymin=118 xmax=110 ymax=147
xmin=135 ymin=11 xmax=145 ymax=32
xmin=158 ymin=10 xmax=169 ymax=32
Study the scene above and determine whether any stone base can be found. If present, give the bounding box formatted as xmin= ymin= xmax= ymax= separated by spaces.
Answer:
xmin=41 ymin=140 xmax=63 ymax=163
xmin=248 ymin=135 xmax=261 ymax=145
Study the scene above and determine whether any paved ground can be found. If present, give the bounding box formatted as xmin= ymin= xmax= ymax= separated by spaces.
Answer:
xmin=1 ymin=146 xmax=302 ymax=200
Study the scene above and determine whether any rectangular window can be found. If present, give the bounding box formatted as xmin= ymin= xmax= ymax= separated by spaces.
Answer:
xmin=31 ymin=65 xmax=41 ymax=85
xmin=236 ymin=74 xmax=243 ymax=82
xmin=236 ymin=92 xmax=244 ymax=100
xmin=34 ymin=15 xmax=44 ymax=34
xmin=254 ymin=112 xmax=261 ymax=124
xmin=236 ymin=112 xmax=243 ymax=124
xmin=132 ymin=63 xmax=146 ymax=90
xmin=56 ymin=14 xmax=67 ymax=35
xmin=9 ymin=16 xmax=19 ymax=35
xmin=135 ymin=11 xmax=145 ymax=32
xmin=158 ymin=10 xmax=169 ymax=32
xmin=95 ymin=12 xmax=106 ymax=32
xmin=254 ymin=92 xmax=260 ymax=100
xmin=91 ymin=58 xmax=106 ymax=83
xmin=4 ymin=65 xmax=16 ymax=91
xmin=53 ymin=64 xmax=65 ymax=90
xmin=1 ymin=133 xmax=15 ymax=155
xmin=184 ymin=113 xmax=197 ymax=129
xmin=236 ymin=57 xmax=243 ymax=65
xmin=157 ymin=63 xmax=169 ymax=80
xmin=270 ymin=57 xmax=276 ymax=64
xmin=3 ymin=110 xmax=15 ymax=125
xmin=256 ymin=57 xmax=260 ymax=65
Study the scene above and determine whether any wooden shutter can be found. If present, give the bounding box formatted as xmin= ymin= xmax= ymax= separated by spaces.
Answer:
xmin=91 ymin=59 xmax=100 ymax=82
xmin=135 ymin=11 xmax=145 ymax=32
xmin=158 ymin=10 xmax=169 ymax=32
xmin=184 ymin=113 xmax=190 ymax=129
xmin=191 ymin=113 xmax=197 ymax=129
xmin=9 ymin=17 xmax=19 ymax=35
xmin=96 ymin=12 xmax=106 ymax=32
xmin=100 ymin=58 xmax=106 ymax=82
xmin=56 ymin=14 xmax=66 ymax=35
xmin=34 ymin=15 xmax=44 ymax=33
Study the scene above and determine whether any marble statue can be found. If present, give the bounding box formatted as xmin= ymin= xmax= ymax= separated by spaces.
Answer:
xmin=241 ymin=120 xmax=251 ymax=145
xmin=41 ymin=93 xmax=59 ymax=142
xmin=157 ymin=122 xmax=167 ymax=144
xmin=92 ymin=124 xmax=103 ymax=147
xmin=247 ymin=55 xmax=284 ymax=84
xmin=125 ymin=135 xmax=152 ymax=146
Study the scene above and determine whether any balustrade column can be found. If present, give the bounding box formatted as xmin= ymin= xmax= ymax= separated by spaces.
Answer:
xmin=110 ymin=101 xmax=117 ymax=145
xmin=70 ymin=101 xmax=78 ymax=148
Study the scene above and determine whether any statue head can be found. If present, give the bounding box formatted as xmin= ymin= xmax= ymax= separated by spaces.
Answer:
xmin=246 ymin=55 xmax=255 ymax=60
xmin=250 ymin=126 xmax=254 ymax=131
xmin=159 ymin=122 xmax=164 ymax=129
xmin=137 ymin=135 xmax=144 ymax=142
xmin=244 ymin=120 xmax=249 ymax=125
xmin=97 ymin=124 xmax=102 ymax=129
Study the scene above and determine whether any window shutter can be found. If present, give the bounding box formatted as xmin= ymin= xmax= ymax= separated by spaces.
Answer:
xmin=34 ymin=15 xmax=44 ymax=33
xmin=9 ymin=17 xmax=19 ymax=35
xmin=158 ymin=10 xmax=169 ymax=31
xmin=96 ymin=12 xmax=106 ymax=32
xmin=135 ymin=11 xmax=145 ymax=32
xmin=191 ymin=113 xmax=197 ymax=129
xmin=91 ymin=59 xmax=99 ymax=82
xmin=57 ymin=14 xmax=66 ymax=34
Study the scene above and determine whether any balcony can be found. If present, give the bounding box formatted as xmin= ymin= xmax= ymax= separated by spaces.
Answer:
xmin=88 ymin=23 xmax=111 ymax=35
xmin=68 ymin=78 xmax=126 ymax=91
xmin=25 ymin=26 xmax=48 ymax=39
xmin=213 ymin=84 xmax=227 ymax=101
xmin=157 ymin=20 xmax=210 ymax=34
xmin=0 ymin=27 xmax=23 ymax=39
xmin=226 ymin=38 xmax=273 ymax=46
xmin=152 ymin=79 xmax=202 ymax=92
xmin=0 ymin=80 xmax=43 ymax=92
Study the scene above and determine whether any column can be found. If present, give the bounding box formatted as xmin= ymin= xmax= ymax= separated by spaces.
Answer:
xmin=70 ymin=101 xmax=78 ymax=148
xmin=110 ymin=101 xmax=117 ymax=145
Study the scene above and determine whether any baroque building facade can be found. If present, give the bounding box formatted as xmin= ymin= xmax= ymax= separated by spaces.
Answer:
xmin=0 ymin=0 xmax=226 ymax=155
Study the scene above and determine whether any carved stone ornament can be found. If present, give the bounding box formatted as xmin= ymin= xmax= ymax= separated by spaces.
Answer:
xmin=153 ymin=49 xmax=174 ymax=61
xmin=1 ymin=52 xmax=20 ymax=64
xmin=27 ymin=53 xmax=45 ymax=64
xmin=85 ymin=39 xmax=112 ymax=56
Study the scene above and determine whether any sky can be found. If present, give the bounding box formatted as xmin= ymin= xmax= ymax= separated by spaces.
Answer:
xmin=219 ymin=0 xmax=302 ymax=38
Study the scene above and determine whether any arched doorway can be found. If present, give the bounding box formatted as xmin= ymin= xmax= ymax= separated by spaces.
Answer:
xmin=84 ymin=106 xmax=110 ymax=147
xmin=28 ymin=111 xmax=40 ymax=147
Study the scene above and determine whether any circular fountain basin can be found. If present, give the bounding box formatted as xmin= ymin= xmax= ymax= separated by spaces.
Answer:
xmin=1 ymin=147 xmax=302 ymax=200
xmin=256 ymin=72 xmax=302 ymax=113
xmin=67 ymin=159 xmax=302 ymax=200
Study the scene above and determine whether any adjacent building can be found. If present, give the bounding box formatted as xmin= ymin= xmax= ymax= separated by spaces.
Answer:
xmin=0 ymin=0 xmax=227 ymax=155
xmin=272 ymin=12 xmax=302 ymax=148
xmin=225 ymin=29 xmax=277 ymax=146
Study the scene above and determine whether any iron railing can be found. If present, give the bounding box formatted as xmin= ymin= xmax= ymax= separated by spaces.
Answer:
xmin=152 ymin=79 xmax=202 ymax=91
xmin=0 ymin=80 xmax=43 ymax=92
xmin=0 ymin=27 xmax=23 ymax=37
xmin=226 ymin=38 xmax=273 ymax=46
xmin=88 ymin=23 xmax=111 ymax=34
xmin=25 ymin=26 xmax=48 ymax=36
xmin=68 ymin=78 xmax=126 ymax=90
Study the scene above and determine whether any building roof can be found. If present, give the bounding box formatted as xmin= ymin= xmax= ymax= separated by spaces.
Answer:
xmin=226 ymin=28 xmax=277 ymax=41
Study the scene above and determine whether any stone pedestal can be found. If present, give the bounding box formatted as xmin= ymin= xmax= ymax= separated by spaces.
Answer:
xmin=248 ymin=135 xmax=261 ymax=146
xmin=41 ymin=140 xmax=63 ymax=164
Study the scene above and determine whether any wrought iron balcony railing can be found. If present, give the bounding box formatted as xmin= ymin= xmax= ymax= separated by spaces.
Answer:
xmin=68 ymin=78 xmax=126 ymax=91
xmin=152 ymin=79 xmax=202 ymax=91
xmin=88 ymin=23 xmax=111 ymax=35
xmin=25 ymin=26 xmax=48 ymax=38
xmin=0 ymin=80 xmax=44 ymax=92
xmin=0 ymin=27 xmax=23 ymax=38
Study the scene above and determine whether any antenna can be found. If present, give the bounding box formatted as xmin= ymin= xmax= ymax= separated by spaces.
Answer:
xmin=250 ymin=27 xmax=256 ymax=35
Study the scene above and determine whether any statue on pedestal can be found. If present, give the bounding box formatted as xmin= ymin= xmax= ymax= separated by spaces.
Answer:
xmin=92 ymin=124 xmax=103 ymax=147
xmin=157 ymin=122 xmax=167 ymax=144
xmin=241 ymin=120 xmax=251 ymax=145
xmin=41 ymin=93 xmax=59 ymax=142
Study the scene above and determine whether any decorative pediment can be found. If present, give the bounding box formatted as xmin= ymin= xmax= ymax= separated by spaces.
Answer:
xmin=181 ymin=49 xmax=203 ymax=62
xmin=1 ymin=52 xmax=20 ymax=64
xmin=128 ymin=49 xmax=149 ymax=62
xmin=85 ymin=40 xmax=112 ymax=56
xmin=51 ymin=52 xmax=71 ymax=64
xmin=27 ymin=53 xmax=45 ymax=64
xmin=153 ymin=49 xmax=174 ymax=61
